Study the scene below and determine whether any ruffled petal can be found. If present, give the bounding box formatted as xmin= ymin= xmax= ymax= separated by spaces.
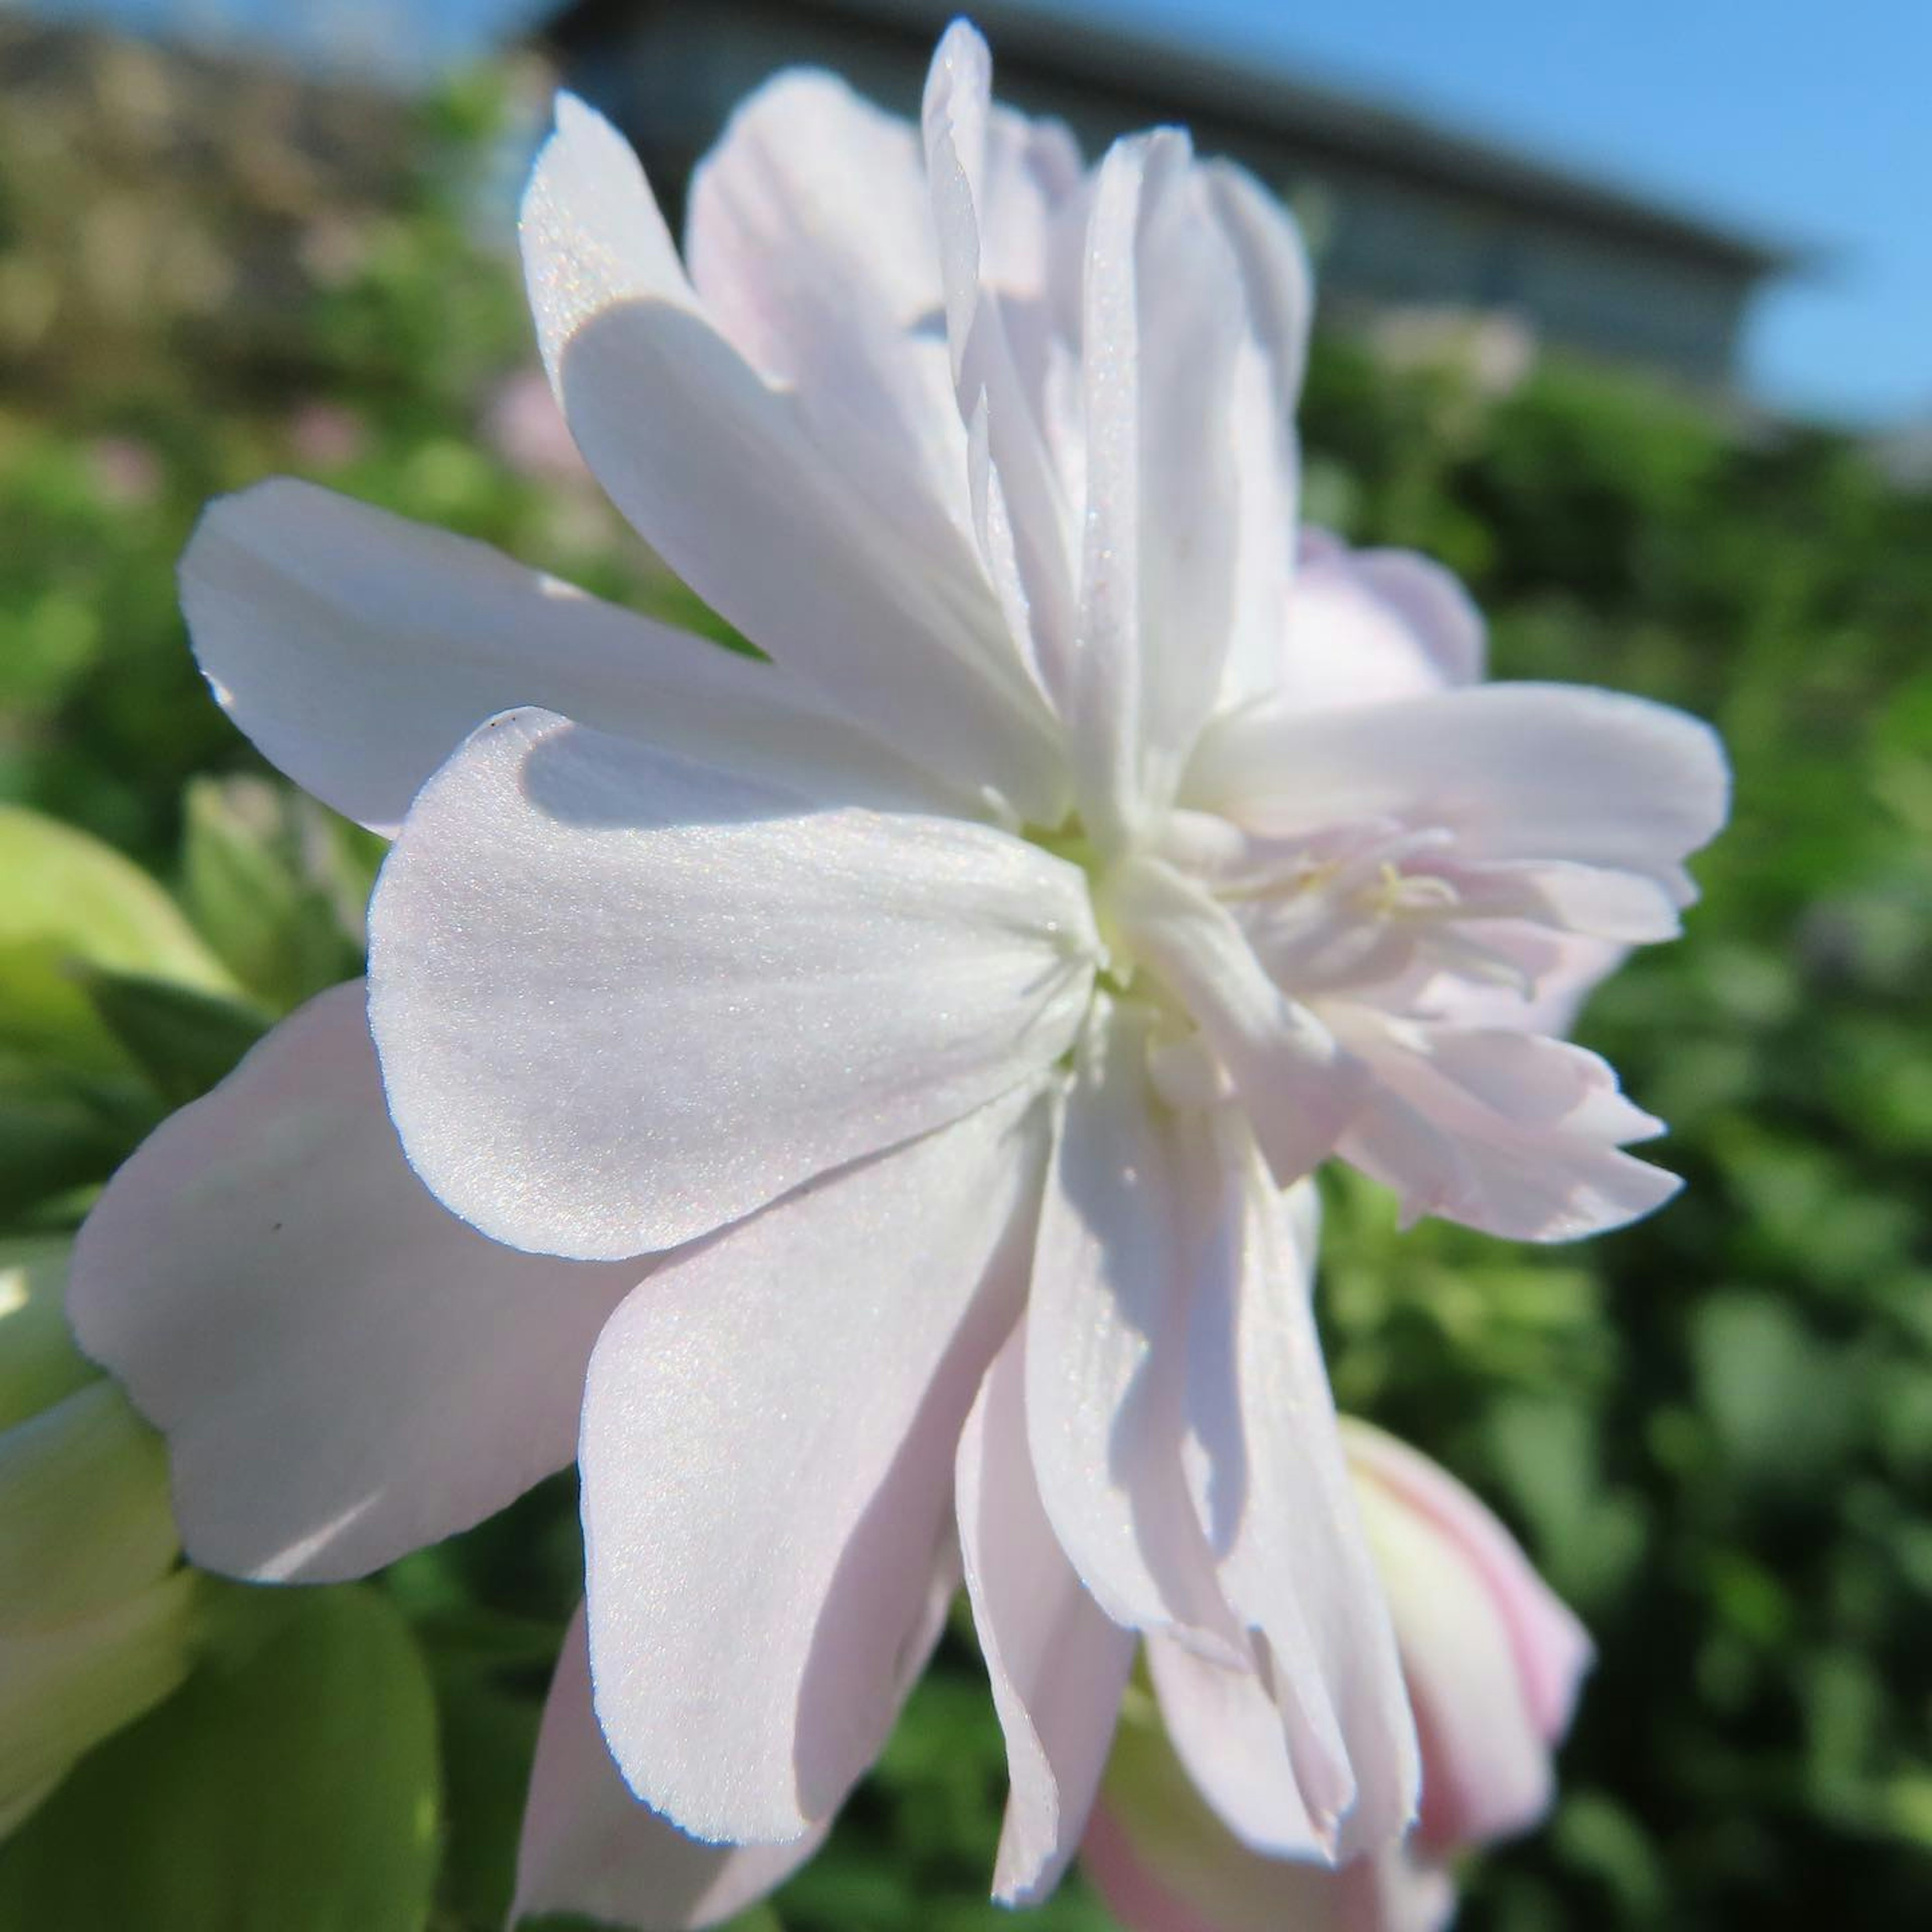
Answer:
xmin=578 ymin=1085 xmax=1051 ymax=1844
xmin=922 ymin=22 xmax=1082 ymax=710
xmin=1177 ymin=1141 xmax=1418 ymax=1862
xmin=687 ymin=68 xmax=968 ymax=528
xmin=180 ymin=479 xmax=955 ymax=834
xmin=957 ymin=1323 xmax=1136 ymax=1904
xmin=1109 ymin=855 xmax=1370 ymax=1187
xmin=1202 ymin=161 xmax=1314 ymax=715
xmin=521 ymin=93 xmax=1067 ymax=823
xmin=1187 ymin=683 xmax=1729 ymax=897
xmin=1023 ymin=1002 xmax=1246 ymax=1654
xmin=1071 ymin=132 xmax=1250 ymax=838
xmin=512 ymin=1606 xmax=828 ymax=1931
xmin=369 ymin=709 xmax=1096 ymax=1259
xmin=66 ymin=984 xmax=637 ymax=1582
xmin=1335 ymin=1016 xmax=1681 ymax=1240
xmin=1414 ymin=929 xmax=1625 ymax=1039
xmin=1145 ymin=1635 xmax=1335 ymax=1860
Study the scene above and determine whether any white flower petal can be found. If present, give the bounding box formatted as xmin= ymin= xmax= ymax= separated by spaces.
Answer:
xmin=1023 ymin=1003 xmax=1246 ymax=1653
xmin=1414 ymin=928 xmax=1625 ymax=1039
xmin=1200 ymin=159 xmax=1315 ymax=420
xmin=1110 ymin=856 xmax=1370 ymax=1187
xmin=579 ymin=1085 xmax=1051 ymax=1844
xmin=1200 ymin=160 xmax=1314 ymax=714
xmin=1213 ymin=337 xmax=1300 ymax=715
xmin=1144 ymin=1635 xmax=1336 ymax=1860
xmin=521 ymin=93 xmax=1067 ymax=823
xmin=1264 ymin=537 xmax=1485 ymax=717
xmin=922 ymin=23 xmax=1083 ymax=711
xmin=1452 ymin=858 xmax=1685 ymax=943
xmin=687 ymin=69 xmax=967 ymax=520
xmin=1072 ymin=133 xmax=1249 ymax=838
xmin=66 ymin=984 xmax=637 ymax=1583
xmin=1179 ymin=1142 xmax=1419 ymax=1862
xmin=1344 ymin=548 xmax=1486 ymax=685
xmin=180 ymin=479 xmax=955 ymax=835
xmin=513 ymin=1605 xmax=828 ymax=1931
xmin=957 ymin=1323 xmax=1136 ymax=1905
xmin=1188 ymin=683 xmax=1729 ymax=893
xmin=370 ymin=709 xmax=1097 ymax=1260
xmin=1336 ymin=1017 xmax=1681 ymax=1240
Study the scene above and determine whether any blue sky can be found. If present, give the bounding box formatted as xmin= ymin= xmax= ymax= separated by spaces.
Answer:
xmin=30 ymin=0 xmax=1930 ymax=426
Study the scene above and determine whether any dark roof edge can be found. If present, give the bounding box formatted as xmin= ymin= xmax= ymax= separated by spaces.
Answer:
xmin=540 ymin=0 xmax=1809 ymax=276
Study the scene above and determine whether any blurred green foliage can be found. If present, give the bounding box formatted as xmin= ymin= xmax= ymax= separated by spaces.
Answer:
xmin=0 ymin=47 xmax=1927 ymax=1932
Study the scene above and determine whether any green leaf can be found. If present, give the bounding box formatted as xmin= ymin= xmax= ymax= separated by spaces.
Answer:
xmin=0 ymin=1068 xmax=155 ymax=1226
xmin=434 ymin=1677 xmax=541 ymax=1932
xmin=0 ymin=942 xmax=132 ymax=1081
xmin=77 ymin=971 xmax=272 ymax=1111
xmin=0 ymin=807 xmax=231 ymax=995
xmin=0 ymin=1586 xmax=441 ymax=1932
xmin=0 ymin=1238 xmax=91 ymax=1432
xmin=178 ymin=778 xmax=371 ymax=1012
xmin=1689 ymin=1292 xmax=1862 ymax=1489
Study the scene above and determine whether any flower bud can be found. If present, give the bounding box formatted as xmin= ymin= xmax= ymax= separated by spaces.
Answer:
xmin=1343 ymin=1418 xmax=1592 ymax=1853
xmin=1088 ymin=1421 xmax=1591 ymax=1930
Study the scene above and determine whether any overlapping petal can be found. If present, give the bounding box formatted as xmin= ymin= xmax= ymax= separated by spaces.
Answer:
xmin=180 ymin=479 xmax=954 ymax=834
xmin=1071 ymin=131 xmax=1251 ymax=838
xmin=1188 ymin=682 xmax=1728 ymax=899
xmin=369 ymin=708 xmax=1097 ymax=1259
xmin=1335 ymin=1017 xmax=1680 ymax=1240
xmin=922 ymin=22 xmax=1083 ymax=710
xmin=1023 ymin=1003 xmax=1246 ymax=1652
xmin=1267 ymin=533 xmax=1486 ymax=715
xmin=513 ymin=1606 xmax=829 ymax=1931
xmin=66 ymin=983 xmax=639 ymax=1582
xmin=1175 ymin=1140 xmax=1418 ymax=1861
xmin=1144 ymin=1637 xmax=1339 ymax=1861
xmin=578 ymin=1084 xmax=1051 ymax=1844
xmin=957 ymin=1324 xmax=1136 ymax=1904
xmin=687 ymin=68 xmax=964 ymax=526
xmin=1024 ymin=1002 xmax=1414 ymax=1865
xmin=521 ymin=91 xmax=1069 ymax=823
xmin=1109 ymin=856 xmax=1370 ymax=1186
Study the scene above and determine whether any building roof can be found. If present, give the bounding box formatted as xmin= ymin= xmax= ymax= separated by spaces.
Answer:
xmin=541 ymin=0 xmax=1800 ymax=277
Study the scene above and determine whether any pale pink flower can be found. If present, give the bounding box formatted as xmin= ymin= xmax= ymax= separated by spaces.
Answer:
xmin=1084 ymin=1421 xmax=1591 ymax=1932
xmin=70 ymin=20 xmax=1720 ymax=1921
xmin=286 ymin=401 xmax=367 ymax=472
xmin=84 ymin=436 xmax=162 ymax=509
xmin=481 ymin=364 xmax=591 ymax=482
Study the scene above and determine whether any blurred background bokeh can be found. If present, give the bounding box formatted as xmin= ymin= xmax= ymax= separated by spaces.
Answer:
xmin=1 ymin=1 xmax=1927 ymax=1927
